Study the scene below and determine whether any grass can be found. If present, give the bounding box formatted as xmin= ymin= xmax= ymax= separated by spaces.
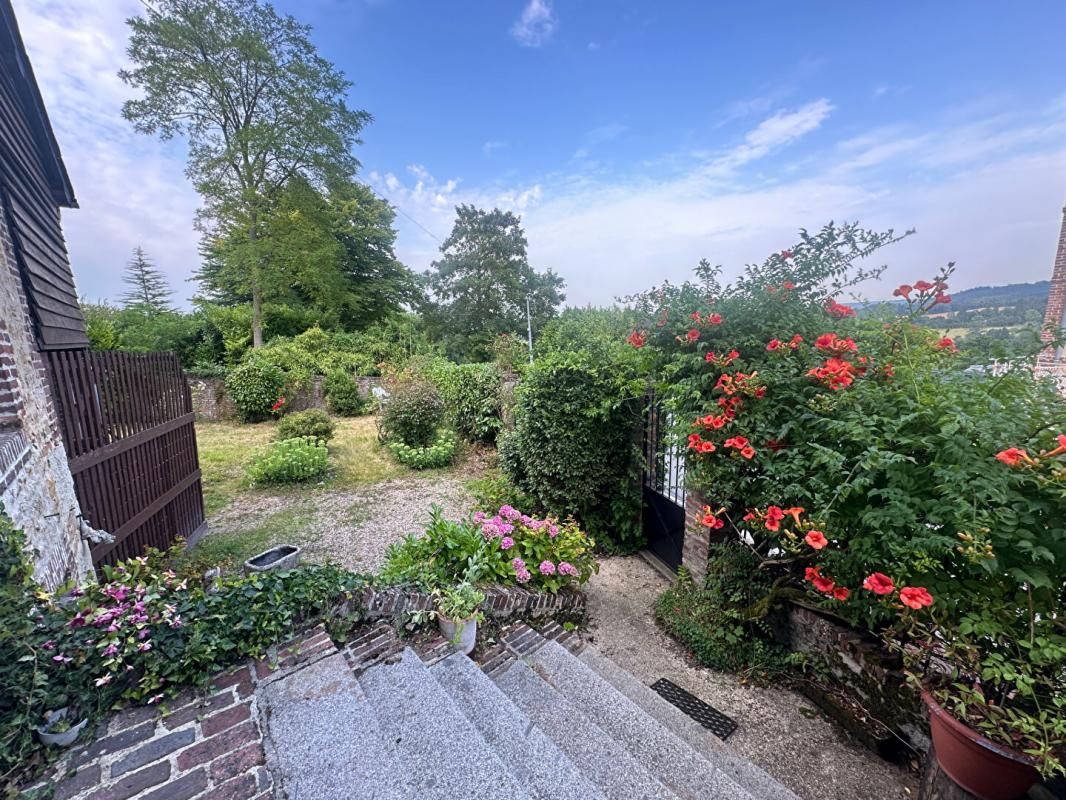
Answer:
xmin=195 ymin=415 xmax=406 ymax=516
xmin=178 ymin=504 xmax=316 ymax=572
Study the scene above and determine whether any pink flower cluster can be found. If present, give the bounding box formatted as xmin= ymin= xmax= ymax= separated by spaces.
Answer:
xmin=512 ymin=557 xmax=532 ymax=583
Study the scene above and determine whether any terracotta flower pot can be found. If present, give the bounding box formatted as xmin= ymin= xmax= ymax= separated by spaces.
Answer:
xmin=922 ymin=691 xmax=1040 ymax=800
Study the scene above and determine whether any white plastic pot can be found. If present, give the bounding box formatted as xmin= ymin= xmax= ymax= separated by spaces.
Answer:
xmin=437 ymin=614 xmax=478 ymax=655
xmin=36 ymin=709 xmax=86 ymax=748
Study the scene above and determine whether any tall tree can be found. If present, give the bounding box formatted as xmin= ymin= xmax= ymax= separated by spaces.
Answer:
xmin=119 ymin=246 xmax=173 ymax=312
xmin=120 ymin=0 xmax=370 ymax=347
xmin=426 ymin=205 xmax=565 ymax=361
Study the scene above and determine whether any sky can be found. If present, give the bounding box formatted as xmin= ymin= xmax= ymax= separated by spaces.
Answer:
xmin=10 ymin=0 xmax=1066 ymax=308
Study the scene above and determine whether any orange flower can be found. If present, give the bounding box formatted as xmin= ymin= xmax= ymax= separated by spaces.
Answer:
xmin=832 ymin=586 xmax=850 ymax=601
xmin=784 ymin=507 xmax=804 ymax=526
xmin=686 ymin=328 xmax=700 ymax=343
xmin=812 ymin=574 xmax=835 ymax=593
xmin=788 ymin=334 xmax=803 ymax=349
xmin=804 ymin=530 xmax=828 ymax=550
xmin=766 ymin=339 xmax=782 ymax=351
xmin=764 ymin=505 xmax=785 ymax=532
xmin=936 ymin=337 xmax=957 ymax=353
xmin=863 ymin=572 xmax=895 ymax=596
xmin=899 ymin=587 xmax=934 ymax=610
xmin=626 ymin=330 xmax=646 ymax=348
xmin=740 ymin=445 xmax=756 ymax=460
xmin=699 ymin=440 xmax=716 ymax=454
xmin=994 ymin=447 xmax=1028 ymax=467
xmin=707 ymin=313 xmax=723 ymax=325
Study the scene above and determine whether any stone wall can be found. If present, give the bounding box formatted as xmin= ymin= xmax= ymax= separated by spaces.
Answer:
xmin=337 ymin=583 xmax=586 ymax=622
xmin=0 ymin=194 xmax=91 ymax=589
xmin=189 ymin=374 xmax=381 ymax=421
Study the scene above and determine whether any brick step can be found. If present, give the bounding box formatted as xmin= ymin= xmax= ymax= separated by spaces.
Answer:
xmin=430 ymin=650 xmax=606 ymax=800
xmin=357 ymin=647 xmax=532 ymax=800
xmin=526 ymin=637 xmax=756 ymax=800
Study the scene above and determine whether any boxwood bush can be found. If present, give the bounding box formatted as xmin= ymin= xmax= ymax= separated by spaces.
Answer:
xmin=276 ymin=409 xmax=336 ymax=443
xmin=324 ymin=370 xmax=368 ymax=416
xmin=247 ymin=436 xmax=329 ymax=485
xmin=224 ymin=361 xmax=286 ymax=422
xmin=378 ymin=378 xmax=444 ymax=447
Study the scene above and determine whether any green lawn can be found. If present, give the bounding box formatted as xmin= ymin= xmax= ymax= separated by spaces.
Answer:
xmin=195 ymin=415 xmax=406 ymax=516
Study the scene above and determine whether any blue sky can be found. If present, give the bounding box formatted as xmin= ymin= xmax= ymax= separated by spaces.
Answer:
xmin=12 ymin=0 xmax=1066 ymax=307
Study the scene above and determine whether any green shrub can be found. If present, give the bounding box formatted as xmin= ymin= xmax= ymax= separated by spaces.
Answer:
xmin=379 ymin=379 xmax=444 ymax=447
xmin=225 ymin=361 xmax=286 ymax=422
xmin=504 ymin=349 xmax=644 ymax=552
xmin=466 ymin=471 xmax=539 ymax=514
xmin=388 ymin=431 xmax=458 ymax=469
xmin=276 ymin=409 xmax=336 ymax=443
xmin=655 ymin=542 xmax=793 ymax=677
xmin=0 ymin=517 xmax=367 ymax=789
xmin=247 ymin=437 xmax=329 ymax=485
xmin=426 ymin=362 xmax=503 ymax=443
xmin=324 ymin=370 xmax=368 ymax=416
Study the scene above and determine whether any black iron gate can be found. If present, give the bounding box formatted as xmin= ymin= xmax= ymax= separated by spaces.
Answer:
xmin=642 ymin=397 xmax=686 ymax=571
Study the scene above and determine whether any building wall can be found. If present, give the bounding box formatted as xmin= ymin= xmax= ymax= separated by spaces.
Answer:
xmin=0 ymin=192 xmax=91 ymax=588
xmin=1035 ymin=206 xmax=1066 ymax=393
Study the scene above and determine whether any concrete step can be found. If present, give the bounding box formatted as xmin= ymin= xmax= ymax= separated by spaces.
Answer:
xmin=529 ymin=639 xmax=756 ymax=800
xmin=358 ymin=647 xmax=531 ymax=800
xmin=579 ymin=646 xmax=802 ymax=800
xmin=259 ymin=651 xmax=409 ymax=800
xmin=431 ymin=651 xmax=607 ymax=800
xmin=493 ymin=656 xmax=680 ymax=800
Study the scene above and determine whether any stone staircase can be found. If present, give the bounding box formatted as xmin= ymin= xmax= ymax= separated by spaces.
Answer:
xmin=261 ymin=623 xmax=801 ymax=800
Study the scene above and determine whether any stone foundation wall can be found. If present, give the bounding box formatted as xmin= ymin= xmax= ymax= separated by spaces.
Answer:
xmin=338 ymin=583 xmax=586 ymax=622
xmin=189 ymin=375 xmax=381 ymax=421
xmin=0 ymin=194 xmax=91 ymax=589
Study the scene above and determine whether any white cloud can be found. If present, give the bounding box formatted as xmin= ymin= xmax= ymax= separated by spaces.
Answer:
xmin=713 ymin=99 xmax=834 ymax=171
xmin=510 ymin=0 xmax=557 ymax=48
xmin=13 ymin=0 xmax=203 ymax=306
xmin=482 ymin=140 xmax=507 ymax=157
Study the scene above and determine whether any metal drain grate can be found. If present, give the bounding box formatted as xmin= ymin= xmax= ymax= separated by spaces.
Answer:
xmin=650 ymin=678 xmax=738 ymax=740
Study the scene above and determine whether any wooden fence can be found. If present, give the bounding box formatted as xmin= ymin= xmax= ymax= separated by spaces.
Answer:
xmin=46 ymin=350 xmax=205 ymax=567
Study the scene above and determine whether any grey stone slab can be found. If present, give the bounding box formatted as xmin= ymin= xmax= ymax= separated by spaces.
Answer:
xmin=579 ymin=646 xmax=802 ymax=800
xmin=531 ymin=640 xmax=756 ymax=800
xmin=432 ymin=652 xmax=607 ymax=800
xmin=259 ymin=651 xmax=408 ymax=800
xmin=494 ymin=658 xmax=679 ymax=800
xmin=358 ymin=648 xmax=531 ymax=800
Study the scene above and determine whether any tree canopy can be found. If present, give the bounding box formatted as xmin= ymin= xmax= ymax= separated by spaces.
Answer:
xmin=425 ymin=205 xmax=565 ymax=361
xmin=119 ymin=246 xmax=173 ymax=313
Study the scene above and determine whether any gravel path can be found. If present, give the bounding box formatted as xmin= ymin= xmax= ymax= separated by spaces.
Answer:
xmin=207 ymin=471 xmax=475 ymax=573
xmin=584 ymin=555 xmax=918 ymax=800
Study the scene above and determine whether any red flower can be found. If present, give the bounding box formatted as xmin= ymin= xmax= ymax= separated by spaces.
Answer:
xmin=1049 ymin=434 xmax=1066 ymax=457
xmin=765 ymin=438 xmax=787 ymax=452
xmin=914 ymin=280 xmax=935 ymax=292
xmin=788 ymin=334 xmax=803 ymax=349
xmin=832 ymin=586 xmax=851 ymax=601
xmin=995 ymin=447 xmax=1028 ymax=466
xmin=784 ymin=506 xmax=804 ymax=526
xmin=805 ymin=530 xmax=828 ymax=550
xmin=753 ymin=387 xmax=767 ymax=398
xmin=724 ymin=435 xmax=749 ymax=449
xmin=271 ymin=397 xmax=286 ymax=412
xmin=812 ymin=574 xmax=836 ymax=593
xmin=892 ymin=284 xmax=913 ymax=299
xmin=764 ymin=505 xmax=785 ymax=532
xmin=934 ymin=293 xmax=951 ymax=305
xmin=881 ymin=363 xmax=895 ymax=378
xmin=626 ymin=330 xmax=646 ymax=348
xmin=740 ymin=445 xmax=756 ymax=460
xmin=782 ymin=280 xmax=796 ymax=290
xmin=1057 ymin=434 xmax=1066 ymax=449
xmin=686 ymin=328 xmax=700 ymax=343
xmin=863 ymin=572 xmax=895 ymax=596
xmin=936 ymin=337 xmax=957 ymax=353
xmin=699 ymin=440 xmax=716 ymax=454
xmin=690 ymin=311 xmax=702 ymax=322
xmin=781 ymin=250 xmax=793 ymax=260
xmin=743 ymin=511 xmax=757 ymax=522
xmin=825 ymin=299 xmax=856 ymax=319
xmin=899 ymin=586 xmax=934 ymax=610
xmin=687 ymin=433 xmax=702 ymax=449
xmin=766 ymin=338 xmax=782 ymax=351
xmin=707 ymin=313 xmax=723 ymax=325
xmin=701 ymin=506 xmax=725 ymax=529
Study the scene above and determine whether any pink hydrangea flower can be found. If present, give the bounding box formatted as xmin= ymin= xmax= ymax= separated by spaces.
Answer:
xmin=511 ymin=557 xmax=526 ymax=571
xmin=548 ymin=525 xmax=559 ymax=538
xmin=498 ymin=505 xmax=520 ymax=520
xmin=520 ymin=515 xmax=533 ymax=525
xmin=500 ymin=536 xmax=515 ymax=550
xmin=539 ymin=560 xmax=556 ymax=576
xmin=558 ymin=562 xmax=579 ymax=577
xmin=516 ymin=569 xmax=532 ymax=584
xmin=473 ymin=511 xmax=486 ymax=523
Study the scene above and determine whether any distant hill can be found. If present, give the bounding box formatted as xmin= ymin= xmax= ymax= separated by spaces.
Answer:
xmin=857 ymin=281 xmax=1050 ymax=329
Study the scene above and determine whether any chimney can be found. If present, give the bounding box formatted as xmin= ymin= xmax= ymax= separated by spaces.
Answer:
xmin=1035 ymin=205 xmax=1066 ymax=372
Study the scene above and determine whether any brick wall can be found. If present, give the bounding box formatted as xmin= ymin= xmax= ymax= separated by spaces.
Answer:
xmin=0 ymin=193 xmax=91 ymax=588
xmin=335 ymin=583 xmax=586 ymax=622
xmin=1036 ymin=205 xmax=1066 ymax=379
xmin=682 ymin=490 xmax=723 ymax=584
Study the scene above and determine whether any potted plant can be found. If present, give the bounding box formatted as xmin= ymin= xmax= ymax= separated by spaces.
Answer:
xmin=35 ymin=707 xmax=87 ymax=748
xmin=434 ymin=582 xmax=485 ymax=655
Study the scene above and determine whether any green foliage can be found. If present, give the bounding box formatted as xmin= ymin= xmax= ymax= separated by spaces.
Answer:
xmin=388 ymin=431 xmax=458 ymax=470
xmin=466 ymin=471 xmax=538 ymax=516
xmin=379 ymin=378 xmax=444 ymax=447
xmin=276 ymin=409 xmax=336 ymax=443
xmin=424 ymin=205 xmax=565 ymax=361
xmin=504 ymin=347 xmax=645 ymax=551
xmin=119 ymin=246 xmax=173 ymax=313
xmin=0 ymin=519 xmax=367 ymax=789
xmin=225 ymin=361 xmax=287 ymax=422
xmin=82 ymin=303 xmax=122 ymax=351
xmin=434 ymin=583 xmax=485 ymax=622
xmin=656 ymin=544 xmax=793 ymax=676
xmin=246 ymin=437 xmax=329 ymax=485
xmin=323 ymin=370 xmax=368 ymax=416
xmin=421 ymin=360 xmax=503 ymax=443
xmin=492 ymin=332 xmax=529 ymax=373
xmin=380 ymin=505 xmax=597 ymax=594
